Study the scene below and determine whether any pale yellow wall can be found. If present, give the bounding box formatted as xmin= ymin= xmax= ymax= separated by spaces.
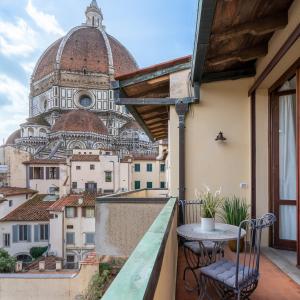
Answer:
xmin=169 ymin=72 xmax=252 ymax=203
xmin=153 ymin=206 xmax=178 ymax=300
xmin=0 ymin=264 xmax=98 ymax=300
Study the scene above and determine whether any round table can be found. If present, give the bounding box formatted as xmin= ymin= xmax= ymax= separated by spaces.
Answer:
xmin=177 ymin=223 xmax=246 ymax=292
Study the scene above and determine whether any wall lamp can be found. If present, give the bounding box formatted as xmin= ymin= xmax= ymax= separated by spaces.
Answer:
xmin=215 ymin=131 xmax=226 ymax=142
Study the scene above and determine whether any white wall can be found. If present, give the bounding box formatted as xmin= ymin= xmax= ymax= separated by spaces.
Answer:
xmin=0 ymin=194 xmax=31 ymax=219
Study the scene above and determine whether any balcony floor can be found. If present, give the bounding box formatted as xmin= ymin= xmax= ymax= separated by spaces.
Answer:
xmin=176 ymin=246 xmax=300 ymax=300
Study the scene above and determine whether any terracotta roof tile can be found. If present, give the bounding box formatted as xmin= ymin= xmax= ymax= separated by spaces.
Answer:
xmin=0 ymin=187 xmax=37 ymax=197
xmin=49 ymin=193 xmax=96 ymax=212
xmin=71 ymin=155 xmax=100 ymax=162
xmin=23 ymin=159 xmax=66 ymax=165
xmin=1 ymin=194 xmax=55 ymax=222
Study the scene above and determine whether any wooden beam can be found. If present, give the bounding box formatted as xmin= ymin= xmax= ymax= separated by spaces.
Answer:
xmin=142 ymin=111 xmax=168 ymax=120
xmin=211 ymin=14 xmax=288 ymax=42
xmin=137 ymin=106 xmax=166 ymax=115
xmin=116 ymin=97 xmax=195 ymax=105
xmin=202 ymin=66 xmax=256 ymax=83
xmin=151 ymin=128 xmax=167 ymax=134
xmin=207 ymin=45 xmax=268 ymax=66
xmin=148 ymin=123 xmax=168 ymax=130
xmin=145 ymin=117 xmax=169 ymax=126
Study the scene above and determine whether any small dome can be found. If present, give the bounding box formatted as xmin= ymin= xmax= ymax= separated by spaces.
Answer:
xmin=120 ymin=120 xmax=142 ymax=132
xmin=52 ymin=110 xmax=108 ymax=135
xmin=6 ymin=129 xmax=21 ymax=145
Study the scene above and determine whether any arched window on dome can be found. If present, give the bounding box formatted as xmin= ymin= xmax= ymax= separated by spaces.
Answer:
xmin=28 ymin=128 xmax=34 ymax=138
xmin=39 ymin=128 xmax=47 ymax=138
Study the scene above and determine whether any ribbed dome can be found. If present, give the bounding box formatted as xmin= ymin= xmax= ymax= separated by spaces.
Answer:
xmin=52 ymin=110 xmax=108 ymax=135
xmin=6 ymin=129 xmax=21 ymax=145
xmin=32 ymin=26 xmax=138 ymax=82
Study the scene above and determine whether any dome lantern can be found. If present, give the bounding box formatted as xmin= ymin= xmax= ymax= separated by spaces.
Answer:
xmin=85 ymin=0 xmax=104 ymax=29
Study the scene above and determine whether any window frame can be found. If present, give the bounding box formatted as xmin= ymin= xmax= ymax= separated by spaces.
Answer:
xmin=85 ymin=232 xmax=95 ymax=245
xmin=66 ymin=232 xmax=75 ymax=245
xmin=3 ymin=233 xmax=10 ymax=247
xmin=146 ymin=163 xmax=153 ymax=172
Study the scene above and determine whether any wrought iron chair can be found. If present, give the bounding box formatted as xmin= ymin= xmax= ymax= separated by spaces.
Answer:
xmin=199 ymin=213 xmax=276 ymax=300
xmin=179 ymin=200 xmax=223 ymax=292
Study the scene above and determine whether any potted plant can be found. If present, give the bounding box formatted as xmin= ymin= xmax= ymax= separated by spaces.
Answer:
xmin=221 ymin=196 xmax=249 ymax=252
xmin=200 ymin=188 xmax=222 ymax=232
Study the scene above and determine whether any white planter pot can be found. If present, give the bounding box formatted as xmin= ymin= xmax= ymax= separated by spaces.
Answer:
xmin=201 ymin=218 xmax=215 ymax=232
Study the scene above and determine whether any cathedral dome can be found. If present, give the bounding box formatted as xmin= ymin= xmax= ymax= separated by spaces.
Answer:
xmin=32 ymin=1 xmax=138 ymax=82
xmin=6 ymin=129 xmax=21 ymax=145
xmin=120 ymin=120 xmax=142 ymax=132
xmin=52 ymin=110 xmax=108 ymax=135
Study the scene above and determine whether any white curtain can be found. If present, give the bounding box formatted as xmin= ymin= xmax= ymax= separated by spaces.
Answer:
xmin=279 ymin=89 xmax=297 ymax=240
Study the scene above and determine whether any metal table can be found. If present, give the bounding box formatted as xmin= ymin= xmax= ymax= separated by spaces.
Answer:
xmin=177 ymin=223 xmax=246 ymax=292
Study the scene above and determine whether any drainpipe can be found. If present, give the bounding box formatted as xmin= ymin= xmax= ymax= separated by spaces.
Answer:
xmin=175 ymin=101 xmax=189 ymax=225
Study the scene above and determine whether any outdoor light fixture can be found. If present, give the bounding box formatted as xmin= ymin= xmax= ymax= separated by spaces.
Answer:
xmin=215 ymin=131 xmax=226 ymax=142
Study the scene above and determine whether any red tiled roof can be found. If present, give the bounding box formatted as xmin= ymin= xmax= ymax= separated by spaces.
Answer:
xmin=23 ymin=159 xmax=66 ymax=165
xmin=71 ymin=155 xmax=100 ymax=162
xmin=132 ymin=155 xmax=158 ymax=161
xmin=1 ymin=194 xmax=54 ymax=222
xmin=0 ymin=187 xmax=37 ymax=197
xmin=49 ymin=194 xmax=96 ymax=212
xmin=115 ymin=55 xmax=192 ymax=81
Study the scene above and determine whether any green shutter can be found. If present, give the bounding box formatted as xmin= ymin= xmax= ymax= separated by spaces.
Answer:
xmin=34 ymin=225 xmax=39 ymax=242
xmin=12 ymin=225 xmax=18 ymax=243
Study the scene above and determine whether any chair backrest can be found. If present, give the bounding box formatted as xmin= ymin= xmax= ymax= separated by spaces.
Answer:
xmin=178 ymin=200 xmax=202 ymax=225
xmin=235 ymin=213 xmax=276 ymax=289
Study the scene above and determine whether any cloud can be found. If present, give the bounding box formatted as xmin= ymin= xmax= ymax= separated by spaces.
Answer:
xmin=0 ymin=18 xmax=37 ymax=57
xmin=0 ymin=74 xmax=28 ymax=143
xmin=21 ymin=61 xmax=36 ymax=75
xmin=26 ymin=0 xmax=65 ymax=36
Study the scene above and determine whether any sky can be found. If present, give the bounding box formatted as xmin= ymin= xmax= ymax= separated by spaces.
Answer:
xmin=0 ymin=0 xmax=198 ymax=143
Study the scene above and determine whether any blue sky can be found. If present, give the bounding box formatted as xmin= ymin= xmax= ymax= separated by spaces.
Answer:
xmin=0 ymin=0 xmax=198 ymax=143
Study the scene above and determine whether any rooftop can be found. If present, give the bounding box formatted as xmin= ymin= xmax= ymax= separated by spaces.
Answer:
xmin=49 ymin=193 xmax=96 ymax=212
xmin=70 ymin=155 xmax=100 ymax=162
xmin=1 ymin=194 xmax=55 ymax=222
xmin=0 ymin=187 xmax=37 ymax=197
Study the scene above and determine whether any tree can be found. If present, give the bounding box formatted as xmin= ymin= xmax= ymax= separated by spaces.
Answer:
xmin=0 ymin=249 xmax=16 ymax=273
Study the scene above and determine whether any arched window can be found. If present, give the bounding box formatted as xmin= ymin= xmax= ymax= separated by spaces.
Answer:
xmin=28 ymin=128 xmax=34 ymax=137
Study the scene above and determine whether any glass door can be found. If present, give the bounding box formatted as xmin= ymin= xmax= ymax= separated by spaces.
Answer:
xmin=271 ymin=76 xmax=297 ymax=250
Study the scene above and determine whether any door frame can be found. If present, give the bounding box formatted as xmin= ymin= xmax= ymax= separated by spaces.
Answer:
xmin=268 ymin=58 xmax=300 ymax=265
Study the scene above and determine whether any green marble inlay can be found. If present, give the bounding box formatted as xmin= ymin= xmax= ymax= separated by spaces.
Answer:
xmin=101 ymin=197 xmax=176 ymax=300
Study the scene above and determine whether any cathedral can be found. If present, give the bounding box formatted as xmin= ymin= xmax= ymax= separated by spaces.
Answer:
xmin=5 ymin=0 xmax=158 ymax=159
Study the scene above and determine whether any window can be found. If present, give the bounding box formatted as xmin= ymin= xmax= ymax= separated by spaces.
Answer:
xmin=19 ymin=225 xmax=29 ymax=241
xmin=66 ymin=232 xmax=75 ymax=245
xmin=134 ymin=181 xmax=141 ymax=190
xmin=134 ymin=164 xmax=140 ymax=172
xmin=147 ymin=182 xmax=153 ymax=189
xmin=3 ymin=233 xmax=10 ymax=247
xmin=65 ymin=207 xmax=77 ymax=218
xmin=8 ymin=200 xmax=13 ymax=207
xmin=160 ymin=181 xmax=166 ymax=189
xmin=29 ymin=167 xmax=44 ymax=179
xmin=105 ymin=171 xmax=112 ymax=182
xmin=160 ymin=164 xmax=165 ymax=172
xmin=72 ymin=182 xmax=77 ymax=189
xmin=79 ymin=95 xmax=92 ymax=107
xmin=83 ymin=207 xmax=95 ymax=218
xmin=46 ymin=167 xmax=60 ymax=179
xmin=90 ymin=164 xmax=95 ymax=170
xmin=85 ymin=232 xmax=95 ymax=245
xmin=146 ymin=164 xmax=152 ymax=172
xmin=39 ymin=224 xmax=49 ymax=241
xmin=85 ymin=182 xmax=97 ymax=193
xmin=67 ymin=254 xmax=75 ymax=263
xmin=76 ymin=166 xmax=81 ymax=170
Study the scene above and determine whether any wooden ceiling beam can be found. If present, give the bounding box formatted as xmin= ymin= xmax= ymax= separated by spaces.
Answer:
xmin=211 ymin=14 xmax=288 ymax=42
xmin=141 ymin=110 xmax=168 ymax=119
xmin=151 ymin=129 xmax=167 ymax=135
xmin=145 ymin=117 xmax=169 ymax=125
xmin=143 ymin=112 xmax=168 ymax=121
xmin=137 ymin=106 xmax=166 ymax=114
xmin=148 ymin=123 xmax=168 ymax=130
xmin=154 ymin=134 xmax=167 ymax=140
xmin=207 ymin=45 xmax=268 ymax=66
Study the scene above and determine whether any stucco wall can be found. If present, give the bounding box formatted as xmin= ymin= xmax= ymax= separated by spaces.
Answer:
xmin=0 ymin=194 xmax=30 ymax=219
xmin=95 ymin=202 xmax=164 ymax=256
xmin=169 ymin=72 xmax=252 ymax=203
xmin=0 ymin=264 xmax=98 ymax=300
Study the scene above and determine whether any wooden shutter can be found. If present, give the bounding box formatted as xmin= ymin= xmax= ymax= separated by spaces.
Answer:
xmin=34 ymin=225 xmax=39 ymax=242
xmin=12 ymin=225 xmax=18 ymax=243
xmin=40 ymin=167 xmax=44 ymax=179
xmin=56 ymin=167 xmax=60 ymax=179
xmin=74 ymin=207 xmax=78 ymax=218
xmin=29 ymin=167 xmax=33 ymax=180
xmin=46 ymin=167 xmax=49 ymax=180
xmin=82 ymin=207 xmax=86 ymax=218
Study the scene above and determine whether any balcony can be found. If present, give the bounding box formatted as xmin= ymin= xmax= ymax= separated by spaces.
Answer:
xmin=95 ymin=190 xmax=300 ymax=299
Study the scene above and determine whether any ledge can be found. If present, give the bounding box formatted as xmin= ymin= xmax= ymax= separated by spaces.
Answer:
xmin=101 ymin=197 xmax=177 ymax=300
